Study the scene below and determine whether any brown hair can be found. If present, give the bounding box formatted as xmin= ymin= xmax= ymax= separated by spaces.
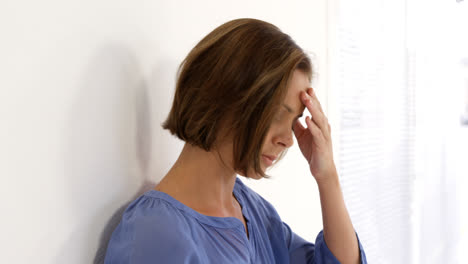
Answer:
xmin=162 ymin=18 xmax=313 ymax=178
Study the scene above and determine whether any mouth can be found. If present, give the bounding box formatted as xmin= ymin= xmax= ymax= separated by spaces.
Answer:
xmin=262 ymin=155 xmax=276 ymax=166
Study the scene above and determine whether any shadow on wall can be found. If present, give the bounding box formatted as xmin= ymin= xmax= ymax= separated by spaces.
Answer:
xmin=94 ymin=200 xmax=132 ymax=264
xmin=53 ymin=43 xmax=178 ymax=264
xmin=93 ymin=179 xmax=155 ymax=264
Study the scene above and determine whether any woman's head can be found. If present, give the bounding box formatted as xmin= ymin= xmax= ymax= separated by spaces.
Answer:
xmin=162 ymin=18 xmax=313 ymax=179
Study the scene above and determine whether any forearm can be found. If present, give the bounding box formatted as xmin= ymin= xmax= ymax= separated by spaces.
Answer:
xmin=317 ymin=171 xmax=360 ymax=264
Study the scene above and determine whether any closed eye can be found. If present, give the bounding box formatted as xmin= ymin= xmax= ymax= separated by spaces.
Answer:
xmin=276 ymin=105 xmax=303 ymax=130
xmin=283 ymin=104 xmax=303 ymax=120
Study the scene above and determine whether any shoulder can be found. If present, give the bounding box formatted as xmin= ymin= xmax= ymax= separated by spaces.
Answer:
xmin=104 ymin=192 xmax=201 ymax=263
xmin=113 ymin=191 xmax=191 ymax=235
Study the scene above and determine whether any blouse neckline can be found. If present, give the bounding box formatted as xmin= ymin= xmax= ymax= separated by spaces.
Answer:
xmin=144 ymin=177 xmax=250 ymax=230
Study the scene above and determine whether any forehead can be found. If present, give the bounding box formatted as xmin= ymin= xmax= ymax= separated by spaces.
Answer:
xmin=283 ymin=69 xmax=310 ymax=113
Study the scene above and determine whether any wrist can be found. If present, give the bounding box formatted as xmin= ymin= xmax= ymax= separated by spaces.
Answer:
xmin=315 ymin=169 xmax=340 ymax=189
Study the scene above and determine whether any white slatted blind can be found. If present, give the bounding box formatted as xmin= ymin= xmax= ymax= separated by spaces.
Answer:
xmin=330 ymin=0 xmax=414 ymax=262
xmin=407 ymin=1 xmax=467 ymax=263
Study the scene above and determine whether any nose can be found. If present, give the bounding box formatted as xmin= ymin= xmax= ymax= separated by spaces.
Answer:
xmin=274 ymin=130 xmax=294 ymax=148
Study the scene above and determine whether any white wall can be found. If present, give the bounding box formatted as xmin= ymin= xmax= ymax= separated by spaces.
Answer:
xmin=0 ymin=1 xmax=329 ymax=263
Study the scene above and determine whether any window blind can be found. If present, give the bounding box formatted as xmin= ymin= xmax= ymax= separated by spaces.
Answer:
xmin=331 ymin=0 xmax=414 ymax=263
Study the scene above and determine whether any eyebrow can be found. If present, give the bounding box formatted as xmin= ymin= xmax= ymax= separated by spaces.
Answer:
xmin=282 ymin=104 xmax=303 ymax=119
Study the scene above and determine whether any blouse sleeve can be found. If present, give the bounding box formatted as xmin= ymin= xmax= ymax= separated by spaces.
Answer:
xmin=104 ymin=197 xmax=202 ymax=264
xmin=282 ymin=222 xmax=368 ymax=264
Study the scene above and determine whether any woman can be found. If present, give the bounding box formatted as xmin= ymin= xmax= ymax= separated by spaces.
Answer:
xmin=104 ymin=18 xmax=367 ymax=263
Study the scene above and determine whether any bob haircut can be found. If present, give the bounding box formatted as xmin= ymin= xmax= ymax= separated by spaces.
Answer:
xmin=162 ymin=18 xmax=313 ymax=178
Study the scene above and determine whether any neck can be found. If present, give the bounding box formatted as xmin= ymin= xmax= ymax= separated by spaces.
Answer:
xmin=156 ymin=142 xmax=239 ymax=215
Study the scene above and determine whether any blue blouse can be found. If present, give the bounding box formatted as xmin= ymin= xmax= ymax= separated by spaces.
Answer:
xmin=104 ymin=177 xmax=367 ymax=263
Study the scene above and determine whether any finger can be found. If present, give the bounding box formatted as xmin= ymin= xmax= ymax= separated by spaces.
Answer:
xmin=304 ymin=89 xmax=331 ymax=138
xmin=301 ymin=92 xmax=329 ymax=135
xmin=305 ymin=116 xmax=324 ymax=142
xmin=307 ymin=88 xmax=324 ymax=114
xmin=293 ymin=118 xmax=306 ymax=138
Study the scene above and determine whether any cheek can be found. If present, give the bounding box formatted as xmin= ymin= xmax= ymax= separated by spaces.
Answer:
xmin=263 ymin=129 xmax=276 ymax=145
xmin=268 ymin=120 xmax=290 ymax=135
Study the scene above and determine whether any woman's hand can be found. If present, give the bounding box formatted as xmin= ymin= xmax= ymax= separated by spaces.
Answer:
xmin=292 ymin=88 xmax=337 ymax=183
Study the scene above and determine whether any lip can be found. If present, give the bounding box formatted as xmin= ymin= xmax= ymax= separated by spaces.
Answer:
xmin=262 ymin=155 xmax=276 ymax=166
